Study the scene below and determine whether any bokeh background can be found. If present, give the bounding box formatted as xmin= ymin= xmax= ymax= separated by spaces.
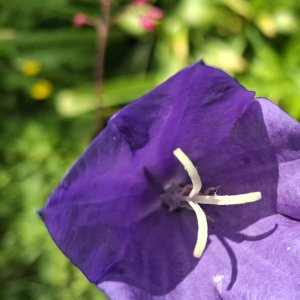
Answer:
xmin=1 ymin=0 xmax=300 ymax=299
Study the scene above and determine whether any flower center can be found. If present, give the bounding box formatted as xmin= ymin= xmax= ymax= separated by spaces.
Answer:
xmin=170 ymin=148 xmax=262 ymax=258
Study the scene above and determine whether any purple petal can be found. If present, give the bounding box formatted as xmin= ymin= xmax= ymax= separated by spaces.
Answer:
xmin=99 ymin=214 xmax=300 ymax=299
xmin=40 ymin=196 xmax=199 ymax=289
xmin=111 ymin=61 xmax=255 ymax=184
xmin=200 ymin=98 xmax=279 ymax=231
xmin=256 ymin=97 xmax=300 ymax=220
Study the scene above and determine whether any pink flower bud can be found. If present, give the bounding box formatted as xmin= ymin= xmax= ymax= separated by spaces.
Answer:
xmin=139 ymin=16 xmax=155 ymax=32
xmin=73 ymin=13 xmax=87 ymax=27
xmin=147 ymin=7 xmax=163 ymax=20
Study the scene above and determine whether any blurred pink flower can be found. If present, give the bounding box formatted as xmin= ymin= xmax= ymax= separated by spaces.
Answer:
xmin=73 ymin=13 xmax=88 ymax=27
xmin=133 ymin=0 xmax=149 ymax=5
xmin=148 ymin=7 xmax=164 ymax=20
xmin=140 ymin=16 xmax=155 ymax=32
xmin=139 ymin=6 xmax=163 ymax=32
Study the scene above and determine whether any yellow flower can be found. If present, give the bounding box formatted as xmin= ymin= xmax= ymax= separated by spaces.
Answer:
xmin=30 ymin=80 xmax=53 ymax=100
xmin=257 ymin=14 xmax=277 ymax=37
xmin=21 ymin=60 xmax=41 ymax=76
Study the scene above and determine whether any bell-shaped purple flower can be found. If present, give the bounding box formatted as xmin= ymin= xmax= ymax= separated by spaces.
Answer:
xmin=40 ymin=61 xmax=300 ymax=299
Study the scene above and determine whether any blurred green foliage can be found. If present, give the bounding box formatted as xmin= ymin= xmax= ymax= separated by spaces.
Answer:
xmin=1 ymin=0 xmax=300 ymax=299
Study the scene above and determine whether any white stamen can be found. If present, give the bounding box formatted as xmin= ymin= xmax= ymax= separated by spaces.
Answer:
xmin=193 ymin=192 xmax=262 ymax=205
xmin=172 ymin=147 xmax=262 ymax=259
xmin=187 ymin=200 xmax=208 ymax=258
xmin=173 ymin=148 xmax=202 ymax=198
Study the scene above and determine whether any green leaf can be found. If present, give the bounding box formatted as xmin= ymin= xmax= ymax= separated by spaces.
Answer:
xmin=55 ymin=73 xmax=158 ymax=117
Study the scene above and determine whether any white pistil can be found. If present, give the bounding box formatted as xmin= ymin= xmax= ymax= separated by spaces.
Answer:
xmin=193 ymin=192 xmax=262 ymax=205
xmin=173 ymin=148 xmax=262 ymax=259
xmin=187 ymin=200 xmax=208 ymax=258
xmin=173 ymin=148 xmax=202 ymax=198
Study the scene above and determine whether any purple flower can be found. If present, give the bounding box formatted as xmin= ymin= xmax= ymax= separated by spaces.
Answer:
xmin=40 ymin=61 xmax=300 ymax=299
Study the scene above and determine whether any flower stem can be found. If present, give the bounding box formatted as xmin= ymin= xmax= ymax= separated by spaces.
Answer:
xmin=94 ymin=0 xmax=112 ymax=131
